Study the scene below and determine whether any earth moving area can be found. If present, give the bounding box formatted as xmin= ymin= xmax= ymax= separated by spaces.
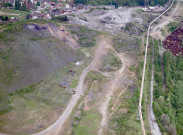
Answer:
xmin=68 ymin=7 xmax=157 ymax=35
xmin=61 ymin=35 xmax=142 ymax=135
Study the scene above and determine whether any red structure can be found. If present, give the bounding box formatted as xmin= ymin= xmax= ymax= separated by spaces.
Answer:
xmin=163 ymin=27 xmax=183 ymax=56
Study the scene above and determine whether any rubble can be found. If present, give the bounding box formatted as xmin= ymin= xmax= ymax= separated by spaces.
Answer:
xmin=68 ymin=8 xmax=146 ymax=35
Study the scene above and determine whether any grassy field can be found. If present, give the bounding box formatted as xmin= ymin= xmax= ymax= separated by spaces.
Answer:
xmin=0 ymin=9 xmax=29 ymax=16
xmin=99 ymin=50 xmax=122 ymax=72
xmin=65 ymin=25 xmax=99 ymax=48
xmin=74 ymin=110 xmax=102 ymax=135
xmin=0 ymin=21 xmax=99 ymax=134
xmin=0 ymin=61 xmax=88 ymax=134
xmin=113 ymin=36 xmax=140 ymax=54
xmin=68 ymin=71 xmax=107 ymax=135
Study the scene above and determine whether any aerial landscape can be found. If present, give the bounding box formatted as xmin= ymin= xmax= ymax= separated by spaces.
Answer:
xmin=0 ymin=0 xmax=182 ymax=135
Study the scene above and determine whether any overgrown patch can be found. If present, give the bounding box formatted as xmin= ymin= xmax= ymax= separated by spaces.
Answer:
xmin=113 ymin=36 xmax=140 ymax=53
xmin=99 ymin=51 xmax=122 ymax=72
xmin=66 ymin=25 xmax=98 ymax=47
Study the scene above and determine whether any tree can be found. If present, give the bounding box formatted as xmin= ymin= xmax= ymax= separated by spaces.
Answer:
xmin=3 ymin=3 xmax=12 ymax=7
xmin=22 ymin=3 xmax=27 ymax=11
xmin=15 ymin=0 xmax=21 ymax=10
xmin=4 ymin=16 xmax=8 ymax=21
xmin=161 ymin=113 xmax=170 ymax=126
xmin=37 ymin=1 xmax=40 ymax=6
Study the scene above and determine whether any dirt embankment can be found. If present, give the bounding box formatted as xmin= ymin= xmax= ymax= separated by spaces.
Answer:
xmin=0 ymin=23 xmax=80 ymax=92
xmin=46 ymin=23 xmax=79 ymax=50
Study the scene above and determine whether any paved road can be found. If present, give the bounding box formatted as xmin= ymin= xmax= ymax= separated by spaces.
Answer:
xmin=138 ymin=0 xmax=175 ymax=134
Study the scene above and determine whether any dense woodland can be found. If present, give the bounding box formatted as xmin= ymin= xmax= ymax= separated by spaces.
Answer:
xmin=153 ymin=40 xmax=183 ymax=135
xmin=74 ymin=0 xmax=169 ymax=6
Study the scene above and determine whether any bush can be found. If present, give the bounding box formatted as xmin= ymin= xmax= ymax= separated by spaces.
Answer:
xmin=66 ymin=25 xmax=98 ymax=48
xmin=53 ymin=15 xmax=68 ymax=22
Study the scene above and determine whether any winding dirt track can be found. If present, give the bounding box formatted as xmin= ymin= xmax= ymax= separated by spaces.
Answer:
xmin=32 ymin=36 xmax=112 ymax=135
xmin=98 ymin=48 xmax=127 ymax=135
xmin=139 ymin=0 xmax=175 ymax=134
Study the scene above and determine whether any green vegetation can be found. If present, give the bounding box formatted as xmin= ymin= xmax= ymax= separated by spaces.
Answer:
xmin=0 ymin=15 xmax=9 ymax=21
xmin=1 ymin=20 xmax=52 ymax=42
xmin=113 ymin=37 xmax=140 ymax=53
xmin=153 ymin=39 xmax=183 ymax=135
xmin=0 ymin=8 xmax=29 ymax=15
xmin=167 ymin=22 xmax=180 ymax=32
xmin=14 ymin=0 xmax=30 ymax=11
xmin=70 ymin=79 xmax=79 ymax=89
xmin=66 ymin=25 xmax=98 ymax=47
xmin=1 ymin=3 xmax=12 ymax=8
xmin=100 ymin=51 xmax=122 ymax=72
xmin=72 ymin=71 xmax=106 ymax=134
xmin=52 ymin=15 xmax=68 ymax=22
xmin=85 ymin=71 xmax=107 ymax=83
xmin=0 ymin=50 xmax=11 ymax=61
xmin=108 ymin=61 xmax=143 ymax=134
xmin=141 ymin=38 xmax=153 ymax=134
xmin=0 ymin=21 xmax=96 ymax=134
xmin=0 ymin=87 xmax=12 ymax=114
xmin=74 ymin=110 xmax=102 ymax=135
xmin=0 ymin=33 xmax=6 ymax=39
xmin=9 ymin=84 xmax=36 ymax=97
xmin=109 ymin=84 xmax=141 ymax=134
xmin=1 ymin=19 xmax=58 ymax=34
xmin=74 ymin=0 xmax=169 ymax=6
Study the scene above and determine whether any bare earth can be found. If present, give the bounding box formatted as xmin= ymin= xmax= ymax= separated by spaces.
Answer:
xmin=33 ymin=35 xmax=112 ymax=135
xmin=98 ymin=48 xmax=127 ymax=135
xmin=150 ymin=0 xmax=182 ymax=40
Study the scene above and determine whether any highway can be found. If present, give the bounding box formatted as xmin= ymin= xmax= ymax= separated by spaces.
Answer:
xmin=138 ymin=0 xmax=176 ymax=134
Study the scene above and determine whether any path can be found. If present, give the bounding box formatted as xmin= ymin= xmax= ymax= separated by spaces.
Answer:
xmin=148 ymin=39 xmax=162 ymax=135
xmin=32 ymin=35 xmax=111 ymax=135
xmin=0 ymin=11 xmax=19 ymax=16
xmin=139 ymin=0 xmax=175 ymax=134
xmin=98 ymin=46 xmax=127 ymax=135
xmin=150 ymin=0 xmax=180 ymax=40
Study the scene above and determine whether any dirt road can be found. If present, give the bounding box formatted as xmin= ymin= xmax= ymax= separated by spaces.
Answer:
xmin=148 ymin=39 xmax=162 ymax=135
xmin=150 ymin=0 xmax=181 ymax=40
xmin=33 ymin=35 xmax=111 ymax=135
xmin=98 ymin=48 xmax=127 ymax=135
xmin=139 ymin=0 xmax=175 ymax=134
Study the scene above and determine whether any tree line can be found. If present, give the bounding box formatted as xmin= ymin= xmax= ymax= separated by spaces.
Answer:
xmin=14 ymin=0 xmax=40 ymax=11
xmin=153 ymin=39 xmax=183 ymax=135
xmin=74 ymin=0 xmax=169 ymax=6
